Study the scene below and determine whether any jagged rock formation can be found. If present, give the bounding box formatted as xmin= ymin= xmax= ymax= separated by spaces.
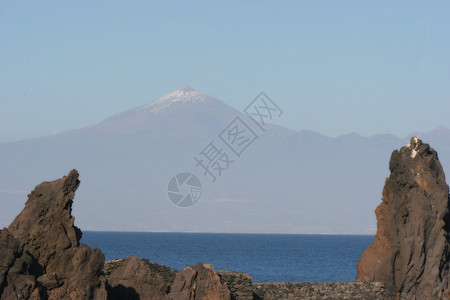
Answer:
xmin=104 ymin=255 xmax=176 ymax=300
xmin=356 ymin=137 xmax=450 ymax=299
xmin=165 ymin=263 xmax=232 ymax=300
xmin=0 ymin=170 xmax=258 ymax=300
xmin=2 ymin=170 xmax=107 ymax=299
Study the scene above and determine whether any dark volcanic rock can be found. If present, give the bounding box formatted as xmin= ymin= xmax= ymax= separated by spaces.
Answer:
xmin=356 ymin=137 xmax=450 ymax=299
xmin=104 ymin=255 xmax=176 ymax=300
xmin=6 ymin=170 xmax=107 ymax=300
xmin=165 ymin=263 xmax=232 ymax=300
xmin=217 ymin=271 xmax=254 ymax=300
xmin=2 ymin=170 xmax=259 ymax=300
xmin=0 ymin=228 xmax=39 ymax=299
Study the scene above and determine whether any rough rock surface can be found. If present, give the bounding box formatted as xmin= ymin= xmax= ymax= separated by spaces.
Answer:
xmin=104 ymin=255 xmax=176 ymax=300
xmin=217 ymin=271 xmax=254 ymax=300
xmin=0 ymin=228 xmax=38 ymax=300
xmin=356 ymin=137 xmax=450 ymax=299
xmin=5 ymin=170 xmax=107 ymax=300
xmin=165 ymin=263 xmax=232 ymax=300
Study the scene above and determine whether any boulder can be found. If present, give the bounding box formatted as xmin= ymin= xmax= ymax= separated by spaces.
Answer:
xmin=104 ymin=255 xmax=176 ymax=300
xmin=165 ymin=262 xmax=232 ymax=300
xmin=217 ymin=271 xmax=254 ymax=300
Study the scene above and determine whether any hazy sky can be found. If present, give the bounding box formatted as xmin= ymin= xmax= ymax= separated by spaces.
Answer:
xmin=1 ymin=1 xmax=449 ymax=143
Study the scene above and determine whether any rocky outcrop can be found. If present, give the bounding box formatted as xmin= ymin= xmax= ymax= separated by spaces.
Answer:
xmin=104 ymin=255 xmax=176 ymax=300
xmin=3 ymin=170 xmax=107 ymax=299
xmin=356 ymin=137 xmax=450 ymax=299
xmin=165 ymin=263 xmax=232 ymax=300
xmin=0 ymin=170 xmax=259 ymax=300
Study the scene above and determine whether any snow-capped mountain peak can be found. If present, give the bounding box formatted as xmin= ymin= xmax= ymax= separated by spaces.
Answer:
xmin=140 ymin=85 xmax=215 ymax=113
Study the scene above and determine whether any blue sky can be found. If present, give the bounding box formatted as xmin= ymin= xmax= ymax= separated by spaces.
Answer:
xmin=1 ymin=1 xmax=449 ymax=143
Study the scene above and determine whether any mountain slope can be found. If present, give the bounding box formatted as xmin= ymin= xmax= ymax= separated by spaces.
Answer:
xmin=61 ymin=85 xmax=295 ymax=138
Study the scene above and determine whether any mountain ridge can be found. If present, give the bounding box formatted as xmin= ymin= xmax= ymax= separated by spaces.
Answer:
xmin=57 ymin=86 xmax=295 ymax=138
xmin=1 ymin=85 xmax=448 ymax=143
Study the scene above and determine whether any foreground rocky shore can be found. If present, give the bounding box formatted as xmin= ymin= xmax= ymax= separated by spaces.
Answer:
xmin=1 ymin=137 xmax=449 ymax=299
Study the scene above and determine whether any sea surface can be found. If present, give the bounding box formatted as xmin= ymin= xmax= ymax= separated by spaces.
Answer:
xmin=81 ymin=232 xmax=373 ymax=282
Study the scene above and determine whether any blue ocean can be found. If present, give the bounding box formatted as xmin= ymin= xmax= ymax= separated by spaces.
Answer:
xmin=81 ymin=232 xmax=373 ymax=282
